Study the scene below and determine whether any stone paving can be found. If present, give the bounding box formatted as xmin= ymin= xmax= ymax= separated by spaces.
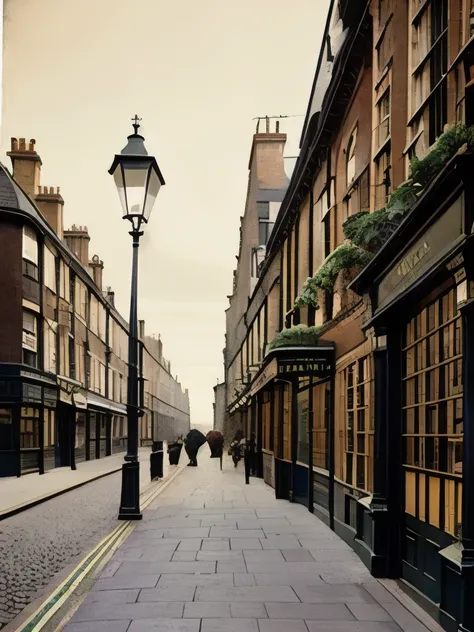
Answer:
xmin=0 ymin=457 xmax=155 ymax=630
xmin=64 ymin=457 xmax=435 ymax=632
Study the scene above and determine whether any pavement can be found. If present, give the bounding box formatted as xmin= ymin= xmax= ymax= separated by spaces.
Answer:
xmin=0 ymin=448 xmax=156 ymax=519
xmin=0 ymin=449 xmax=175 ymax=631
xmin=61 ymin=455 xmax=441 ymax=632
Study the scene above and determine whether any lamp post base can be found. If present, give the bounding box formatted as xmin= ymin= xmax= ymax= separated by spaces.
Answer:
xmin=118 ymin=461 xmax=142 ymax=520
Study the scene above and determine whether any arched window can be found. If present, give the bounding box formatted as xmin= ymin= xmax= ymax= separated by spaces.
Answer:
xmin=346 ymin=128 xmax=357 ymax=184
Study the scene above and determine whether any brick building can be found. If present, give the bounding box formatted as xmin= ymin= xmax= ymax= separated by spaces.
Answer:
xmin=218 ymin=1 xmax=474 ymax=630
xmin=0 ymin=137 xmax=190 ymax=477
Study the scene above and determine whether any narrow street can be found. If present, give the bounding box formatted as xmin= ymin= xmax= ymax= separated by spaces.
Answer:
xmin=0 ymin=470 xmax=139 ymax=630
xmin=62 ymin=457 xmax=435 ymax=632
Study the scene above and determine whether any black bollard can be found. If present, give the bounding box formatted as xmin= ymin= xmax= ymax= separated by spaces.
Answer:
xmin=150 ymin=441 xmax=164 ymax=480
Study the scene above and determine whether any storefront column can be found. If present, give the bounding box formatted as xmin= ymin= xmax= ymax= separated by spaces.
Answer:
xmin=385 ymin=324 xmax=403 ymax=578
xmin=39 ymin=405 xmax=45 ymax=475
xmin=85 ymin=411 xmax=90 ymax=461
xmin=14 ymin=406 xmax=21 ymax=478
xmin=369 ymin=329 xmax=390 ymax=576
xmin=307 ymin=376 xmax=314 ymax=514
xmin=460 ymin=297 xmax=474 ymax=632
xmin=328 ymin=373 xmax=335 ymax=531
xmin=290 ymin=379 xmax=298 ymax=502
xmin=106 ymin=413 xmax=112 ymax=456
xmin=256 ymin=392 xmax=263 ymax=478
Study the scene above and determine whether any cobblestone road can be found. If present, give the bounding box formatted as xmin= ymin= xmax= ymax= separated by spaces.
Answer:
xmin=0 ymin=472 xmax=123 ymax=629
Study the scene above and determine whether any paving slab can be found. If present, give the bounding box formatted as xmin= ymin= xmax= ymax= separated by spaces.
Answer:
xmin=63 ymin=456 xmax=435 ymax=632
xmin=129 ymin=621 xmax=201 ymax=632
xmin=265 ymin=603 xmax=355 ymax=620
xmin=200 ymin=619 xmax=259 ymax=632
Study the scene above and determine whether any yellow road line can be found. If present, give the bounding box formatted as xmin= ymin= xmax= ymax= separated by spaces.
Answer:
xmin=14 ymin=464 xmax=185 ymax=632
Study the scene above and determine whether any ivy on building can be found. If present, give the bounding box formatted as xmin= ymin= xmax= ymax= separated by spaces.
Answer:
xmin=268 ymin=325 xmax=324 ymax=351
xmin=294 ymin=123 xmax=474 ymax=310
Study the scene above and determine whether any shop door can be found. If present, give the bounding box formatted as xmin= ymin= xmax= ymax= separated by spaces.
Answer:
xmin=55 ymin=404 xmax=72 ymax=467
xmin=401 ymin=289 xmax=463 ymax=605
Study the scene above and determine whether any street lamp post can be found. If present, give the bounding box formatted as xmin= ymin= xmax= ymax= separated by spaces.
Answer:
xmin=109 ymin=116 xmax=165 ymax=520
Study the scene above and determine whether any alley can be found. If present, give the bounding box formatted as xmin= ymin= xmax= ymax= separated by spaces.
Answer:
xmin=64 ymin=457 xmax=436 ymax=632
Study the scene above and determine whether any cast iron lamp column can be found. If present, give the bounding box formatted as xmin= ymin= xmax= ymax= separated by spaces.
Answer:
xmin=109 ymin=115 xmax=165 ymax=520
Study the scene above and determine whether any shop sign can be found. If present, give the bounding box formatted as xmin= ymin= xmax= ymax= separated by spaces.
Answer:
xmin=250 ymin=359 xmax=278 ymax=396
xmin=73 ymin=392 xmax=87 ymax=409
xmin=22 ymin=383 xmax=42 ymax=404
xmin=44 ymin=388 xmax=57 ymax=407
xmin=278 ymin=359 xmax=332 ymax=378
xmin=377 ymin=195 xmax=464 ymax=312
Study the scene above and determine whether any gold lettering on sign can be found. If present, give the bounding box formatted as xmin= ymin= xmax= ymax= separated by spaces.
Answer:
xmin=396 ymin=241 xmax=431 ymax=277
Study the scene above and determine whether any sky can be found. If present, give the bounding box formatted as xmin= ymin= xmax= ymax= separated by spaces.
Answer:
xmin=1 ymin=0 xmax=330 ymax=428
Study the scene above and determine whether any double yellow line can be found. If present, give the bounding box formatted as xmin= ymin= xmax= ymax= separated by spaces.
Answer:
xmin=15 ymin=465 xmax=184 ymax=632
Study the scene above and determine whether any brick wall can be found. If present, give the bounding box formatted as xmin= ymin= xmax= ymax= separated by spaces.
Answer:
xmin=0 ymin=220 xmax=22 ymax=363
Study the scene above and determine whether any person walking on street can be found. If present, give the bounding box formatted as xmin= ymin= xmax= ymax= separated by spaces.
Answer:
xmin=248 ymin=432 xmax=257 ymax=476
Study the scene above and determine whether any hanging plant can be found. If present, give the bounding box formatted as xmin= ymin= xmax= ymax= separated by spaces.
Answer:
xmin=268 ymin=325 xmax=324 ymax=351
xmin=293 ymin=124 xmax=474 ymax=314
xmin=295 ymin=244 xmax=372 ymax=309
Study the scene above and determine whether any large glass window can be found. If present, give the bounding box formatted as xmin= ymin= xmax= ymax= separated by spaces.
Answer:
xmin=0 ymin=408 xmax=14 ymax=450
xmin=313 ymin=382 xmax=329 ymax=470
xmin=344 ymin=356 xmax=373 ymax=492
xmin=20 ymin=407 xmax=40 ymax=449
xmin=44 ymin=319 xmax=58 ymax=374
xmin=346 ymin=128 xmax=357 ymax=185
xmin=403 ymin=287 xmax=463 ymax=535
xmin=297 ymin=388 xmax=310 ymax=464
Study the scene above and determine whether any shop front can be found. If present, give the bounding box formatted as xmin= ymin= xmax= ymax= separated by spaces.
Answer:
xmin=0 ymin=365 xmax=58 ymax=477
xmin=352 ymin=156 xmax=474 ymax=632
xmin=250 ymin=344 xmax=335 ymax=512
xmin=86 ymin=393 xmax=127 ymax=460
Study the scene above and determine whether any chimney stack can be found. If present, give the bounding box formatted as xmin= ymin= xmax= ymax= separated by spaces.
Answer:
xmin=7 ymin=137 xmax=42 ymax=196
xmin=64 ymin=225 xmax=90 ymax=268
xmin=89 ymin=254 xmax=104 ymax=290
xmin=35 ymin=186 xmax=64 ymax=239
xmin=104 ymin=286 xmax=115 ymax=308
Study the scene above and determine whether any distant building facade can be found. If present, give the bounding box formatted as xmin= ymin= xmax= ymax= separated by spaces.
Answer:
xmin=0 ymin=137 xmax=190 ymax=477
xmin=216 ymin=122 xmax=289 ymax=444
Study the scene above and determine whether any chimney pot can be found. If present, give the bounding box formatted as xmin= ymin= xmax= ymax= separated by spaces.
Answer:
xmin=19 ymin=138 xmax=26 ymax=150
xmin=29 ymin=139 xmax=36 ymax=151
xmin=49 ymin=186 xmax=54 ymax=194
xmin=276 ymin=121 xmax=280 ymax=133
xmin=11 ymin=138 xmax=18 ymax=151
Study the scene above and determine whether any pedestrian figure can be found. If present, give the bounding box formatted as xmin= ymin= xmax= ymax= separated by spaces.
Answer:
xmin=184 ymin=429 xmax=207 ymax=467
xmin=248 ymin=432 xmax=257 ymax=476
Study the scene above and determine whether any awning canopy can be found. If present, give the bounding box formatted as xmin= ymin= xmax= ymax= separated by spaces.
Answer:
xmin=87 ymin=392 xmax=127 ymax=415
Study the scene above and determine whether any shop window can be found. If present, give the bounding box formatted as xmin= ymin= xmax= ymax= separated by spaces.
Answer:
xmin=0 ymin=408 xmax=14 ymax=450
xmin=313 ymin=382 xmax=329 ymax=470
xmin=20 ymin=407 xmax=40 ymax=449
xmin=44 ymin=409 xmax=56 ymax=447
xmin=403 ymin=287 xmax=463 ymax=535
xmin=76 ymin=413 xmax=85 ymax=448
xmin=297 ymin=389 xmax=310 ymax=464
xmin=344 ymin=356 xmax=373 ymax=492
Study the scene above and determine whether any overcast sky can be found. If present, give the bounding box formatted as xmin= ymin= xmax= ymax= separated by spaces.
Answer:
xmin=1 ymin=0 xmax=329 ymax=428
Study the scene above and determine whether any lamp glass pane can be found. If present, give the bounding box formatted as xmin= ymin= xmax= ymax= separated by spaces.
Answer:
xmin=112 ymin=165 xmax=128 ymax=218
xmin=123 ymin=165 xmax=148 ymax=217
xmin=143 ymin=168 xmax=162 ymax=221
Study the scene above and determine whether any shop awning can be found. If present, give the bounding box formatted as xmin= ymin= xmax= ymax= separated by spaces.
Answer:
xmin=87 ymin=393 xmax=127 ymax=415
